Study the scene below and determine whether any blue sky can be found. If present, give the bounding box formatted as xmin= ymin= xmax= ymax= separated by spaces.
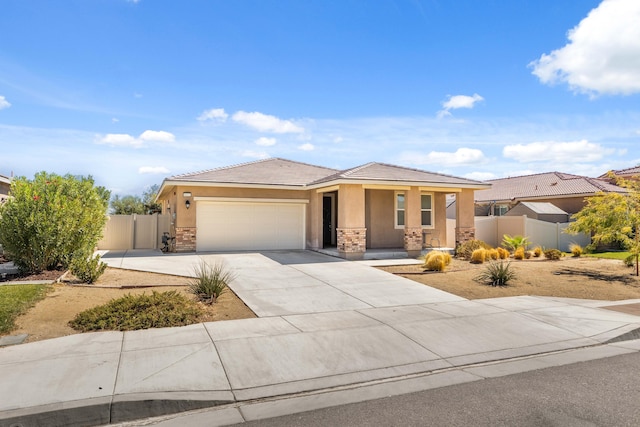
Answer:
xmin=1 ymin=0 xmax=639 ymax=196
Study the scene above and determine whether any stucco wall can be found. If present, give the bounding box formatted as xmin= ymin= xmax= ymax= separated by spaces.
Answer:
xmin=365 ymin=189 xmax=403 ymax=248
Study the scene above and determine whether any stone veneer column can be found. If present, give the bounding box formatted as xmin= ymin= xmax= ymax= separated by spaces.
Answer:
xmin=175 ymin=227 xmax=196 ymax=252
xmin=404 ymin=227 xmax=423 ymax=257
xmin=337 ymin=227 xmax=366 ymax=260
xmin=455 ymin=227 xmax=475 ymax=247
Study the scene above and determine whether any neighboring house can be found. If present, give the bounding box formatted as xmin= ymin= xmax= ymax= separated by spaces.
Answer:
xmin=599 ymin=166 xmax=640 ymax=182
xmin=473 ymin=172 xmax=626 ymax=217
xmin=503 ymin=202 xmax=570 ymax=223
xmin=0 ymin=174 xmax=11 ymax=204
xmin=156 ymin=158 xmax=489 ymax=259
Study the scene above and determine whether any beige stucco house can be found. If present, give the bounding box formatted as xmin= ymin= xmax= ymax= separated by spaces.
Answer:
xmin=0 ymin=174 xmax=11 ymax=204
xmin=156 ymin=158 xmax=489 ymax=259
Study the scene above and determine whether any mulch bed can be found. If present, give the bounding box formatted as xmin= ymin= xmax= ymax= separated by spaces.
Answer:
xmin=0 ymin=255 xmax=65 ymax=283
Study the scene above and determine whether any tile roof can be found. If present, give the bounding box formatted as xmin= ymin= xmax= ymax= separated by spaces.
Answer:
xmin=600 ymin=166 xmax=640 ymax=178
xmin=517 ymin=202 xmax=568 ymax=215
xmin=309 ymin=162 xmax=487 ymax=187
xmin=475 ymin=171 xmax=626 ymax=203
xmin=165 ymin=158 xmax=489 ymax=189
xmin=168 ymin=158 xmax=338 ymax=187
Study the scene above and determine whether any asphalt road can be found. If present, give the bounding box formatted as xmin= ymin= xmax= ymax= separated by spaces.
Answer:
xmin=237 ymin=352 xmax=640 ymax=427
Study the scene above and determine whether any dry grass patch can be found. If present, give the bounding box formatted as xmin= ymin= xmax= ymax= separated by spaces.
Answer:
xmin=380 ymin=257 xmax=640 ymax=300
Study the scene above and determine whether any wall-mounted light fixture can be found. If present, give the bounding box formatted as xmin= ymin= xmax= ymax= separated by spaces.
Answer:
xmin=183 ymin=192 xmax=192 ymax=197
xmin=185 ymin=200 xmax=191 ymax=209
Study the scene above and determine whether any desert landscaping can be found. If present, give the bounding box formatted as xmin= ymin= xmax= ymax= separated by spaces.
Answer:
xmin=3 ymin=253 xmax=640 ymax=344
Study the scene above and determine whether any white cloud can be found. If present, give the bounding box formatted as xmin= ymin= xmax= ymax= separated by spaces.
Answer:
xmin=232 ymin=111 xmax=304 ymax=133
xmin=530 ymin=0 xmax=640 ymax=96
xmin=0 ymin=96 xmax=11 ymax=110
xmin=111 ymin=117 xmax=119 ymax=123
xmin=255 ymin=137 xmax=276 ymax=146
xmin=503 ymin=140 xmax=614 ymax=163
xmin=138 ymin=166 xmax=169 ymax=174
xmin=97 ymin=133 xmax=143 ymax=148
xmin=398 ymin=148 xmax=487 ymax=167
xmin=240 ymin=150 xmax=269 ymax=159
xmin=464 ymin=171 xmax=497 ymax=181
xmin=139 ymin=130 xmax=175 ymax=143
xmin=438 ymin=94 xmax=484 ymax=118
xmin=298 ymin=143 xmax=314 ymax=151
xmin=96 ymin=130 xmax=175 ymax=147
xmin=198 ymin=108 xmax=228 ymax=122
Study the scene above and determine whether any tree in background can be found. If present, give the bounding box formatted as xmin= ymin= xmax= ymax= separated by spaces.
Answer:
xmin=0 ymin=172 xmax=110 ymax=273
xmin=111 ymin=184 xmax=161 ymax=214
xmin=567 ymin=173 xmax=640 ymax=276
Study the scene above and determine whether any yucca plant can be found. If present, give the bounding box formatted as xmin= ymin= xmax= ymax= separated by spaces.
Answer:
xmin=188 ymin=261 xmax=236 ymax=304
xmin=474 ymin=261 xmax=517 ymax=287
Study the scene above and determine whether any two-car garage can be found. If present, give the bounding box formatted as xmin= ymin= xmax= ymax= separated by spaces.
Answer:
xmin=195 ymin=198 xmax=307 ymax=252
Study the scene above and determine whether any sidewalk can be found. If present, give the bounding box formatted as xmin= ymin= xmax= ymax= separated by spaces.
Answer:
xmin=1 ymin=251 xmax=640 ymax=426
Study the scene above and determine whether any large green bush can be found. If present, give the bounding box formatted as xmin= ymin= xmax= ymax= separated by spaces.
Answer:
xmin=0 ymin=172 xmax=110 ymax=273
xmin=69 ymin=291 xmax=203 ymax=332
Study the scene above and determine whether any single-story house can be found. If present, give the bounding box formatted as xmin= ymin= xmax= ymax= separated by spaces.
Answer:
xmin=156 ymin=158 xmax=490 ymax=259
xmin=473 ymin=171 xmax=626 ymax=217
xmin=599 ymin=166 xmax=640 ymax=182
xmin=503 ymin=201 xmax=570 ymax=223
xmin=0 ymin=174 xmax=11 ymax=204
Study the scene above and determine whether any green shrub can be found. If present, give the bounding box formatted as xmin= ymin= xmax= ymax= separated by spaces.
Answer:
xmin=470 ymin=248 xmax=486 ymax=264
xmin=502 ymin=234 xmax=530 ymax=251
xmin=424 ymin=251 xmax=450 ymax=271
xmin=69 ymin=291 xmax=203 ymax=332
xmin=70 ymin=254 xmax=107 ymax=284
xmin=474 ymin=261 xmax=516 ymax=287
xmin=456 ymin=239 xmax=491 ymax=260
xmin=570 ymin=244 xmax=583 ymax=257
xmin=624 ymin=254 xmax=636 ymax=267
xmin=544 ymin=248 xmax=563 ymax=260
xmin=188 ymin=261 xmax=235 ymax=304
xmin=0 ymin=173 xmax=110 ymax=273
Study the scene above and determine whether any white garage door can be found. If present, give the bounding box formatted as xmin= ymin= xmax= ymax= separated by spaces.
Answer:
xmin=196 ymin=200 xmax=306 ymax=251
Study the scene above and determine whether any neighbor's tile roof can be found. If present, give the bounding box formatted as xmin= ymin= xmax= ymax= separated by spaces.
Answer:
xmin=475 ymin=172 xmax=626 ymax=203
xmin=168 ymin=158 xmax=338 ymax=187
xmin=600 ymin=166 xmax=640 ymax=178
xmin=309 ymin=162 xmax=487 ymax=187
xmin=517 ymin=202 xmax=568 ymax=215
xmin=167 ymin=158 xmax=488 ymax=188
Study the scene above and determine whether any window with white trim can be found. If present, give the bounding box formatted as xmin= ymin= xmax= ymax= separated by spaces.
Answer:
xmin=395 ymin=192 xmax=405 ymax=228
xmin=421 ymin=193 xmax=433 ymax=227
xmin=395 ymin=192 xmax=434 ymax=228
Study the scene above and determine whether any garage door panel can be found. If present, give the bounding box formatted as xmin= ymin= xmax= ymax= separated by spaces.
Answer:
xmin=196 ymin=201 xmax=305 ymax=251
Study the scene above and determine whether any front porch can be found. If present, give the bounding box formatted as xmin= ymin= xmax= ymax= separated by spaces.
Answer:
xmin=313 ymin=246 xmax=456 ymax=261
xmin=311 ymin=182 xmax=477 ymax=260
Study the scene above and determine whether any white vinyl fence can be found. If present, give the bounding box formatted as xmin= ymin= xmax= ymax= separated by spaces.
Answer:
xmin=474 ymin=215 xmax=590 ymax=251
xmin=97 ymin=214 xmax=170 ymax=250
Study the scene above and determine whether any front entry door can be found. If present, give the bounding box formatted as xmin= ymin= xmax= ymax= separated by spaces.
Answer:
xmin=322 ymin=194 xmax=336 ymax=247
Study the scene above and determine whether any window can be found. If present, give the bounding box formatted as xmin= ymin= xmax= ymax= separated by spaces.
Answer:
xmin=395 ymin=192 xmax=405 ymax=228
xmin=493 ymin=204 xmax=508 ymax=216
xmin=395 ymin=192 xmax=434 ymax=228
xmin=421 ymin=193 xmax=433 ymax=227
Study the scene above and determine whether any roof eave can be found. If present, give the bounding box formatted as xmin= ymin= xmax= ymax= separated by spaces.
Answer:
xmin=308 ymin=178 xmax=491 ymax=190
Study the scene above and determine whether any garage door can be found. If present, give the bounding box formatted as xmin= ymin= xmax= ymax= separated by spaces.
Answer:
xmin=196 ymin=200 xmax=306 ymax=251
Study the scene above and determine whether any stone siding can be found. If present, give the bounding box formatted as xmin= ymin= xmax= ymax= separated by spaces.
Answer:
xmin=455 ymin=227 xmax=475 ymax=247
xmin=403 ymin=227 xmax=423 ymax=251
xmin=337 ymin=227 xmax=367 ymax=258
xmin=175 ymin=227 xmax=196 ymax=252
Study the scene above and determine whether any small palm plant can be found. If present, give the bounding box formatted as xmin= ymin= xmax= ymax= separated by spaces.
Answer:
xmin=474 ymin=261 xmax=517 ymax=287
xmin=502 ymin=234 xmax=530 ymax=252
xmin=188 ymin=261 xmax=236 ymax=304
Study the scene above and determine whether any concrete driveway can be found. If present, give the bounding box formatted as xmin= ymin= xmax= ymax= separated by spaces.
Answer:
xmin=100 ymin=249 xmax=463 ymax=317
